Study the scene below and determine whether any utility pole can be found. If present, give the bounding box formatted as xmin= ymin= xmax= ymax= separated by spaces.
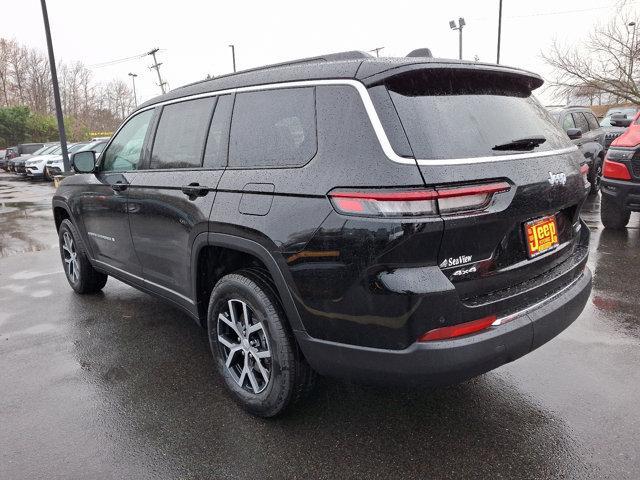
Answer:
xmin=128 ymin=73 xmax=138 ymax=108
xmin=229 ymin=44 xmax=236 ymax=72
xmin=369 ymin=47 xmax=384 ymax=57
xmin=449 ymin=17 xmax=466 ymax=60
xmin=147 ymin=48 xmax=167 ymax=94
xmin=39 ymin=0 xmax=69 ymax=172
xmin=496 ymin=0 xmax=503 ymax=64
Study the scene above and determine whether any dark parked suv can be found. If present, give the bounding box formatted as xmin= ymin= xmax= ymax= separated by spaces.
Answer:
xmin=548 ymin=106 xmax=605 ymax=193
xmin=53 ymin=52 xmax=592 ymax=416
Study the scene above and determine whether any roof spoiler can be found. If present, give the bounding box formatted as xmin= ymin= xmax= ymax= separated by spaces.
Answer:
xmin=406 ymin=48 xmax=433 ymax=58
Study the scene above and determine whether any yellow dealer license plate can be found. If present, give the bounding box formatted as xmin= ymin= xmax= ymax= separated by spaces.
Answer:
xmin=525 ymin=215 xmax=559 ymax=258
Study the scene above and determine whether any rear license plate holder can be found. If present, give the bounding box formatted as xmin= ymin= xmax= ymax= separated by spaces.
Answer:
xmin=525 ymin=215 xmax=559 ymax=258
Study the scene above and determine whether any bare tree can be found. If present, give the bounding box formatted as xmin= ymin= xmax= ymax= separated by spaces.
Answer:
xmin=0 ymin=39 xmax=13 ymax=106
xmin=0 ymin=37 xmax=136 ymax=136
xmin=8 ymin=43 xmax=28 ymax=104
xmin=543 ymin=9 xmax=640 ymax=104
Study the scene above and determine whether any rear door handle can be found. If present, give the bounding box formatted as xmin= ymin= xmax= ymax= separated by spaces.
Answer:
xmin=112 ymin=181 xmax=128 ymax=192
xmin=181 ymin=183 xmax=209 ymax=200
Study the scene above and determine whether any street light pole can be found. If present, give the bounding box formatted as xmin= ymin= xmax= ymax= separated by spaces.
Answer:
xmin=128 ymin=73 xmax=138 ymax=108
xmin=39 ymin=0 xmax=69 ymax=172
xmin=229 ymin=44 xmax=236 ymax=73
xmin=369 ymin=47 xmax=384 ymax=57
xmin=449 ymin=17 xmax=466 ymax=60
xmin=629 ymin=21 xmax=637 ymax=80
xmin=497 ymin=0 xmax=503 ymax=64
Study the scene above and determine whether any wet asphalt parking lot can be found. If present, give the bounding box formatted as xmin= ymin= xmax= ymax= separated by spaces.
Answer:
xmin=0 ymin=172 xmax=639 ymax=479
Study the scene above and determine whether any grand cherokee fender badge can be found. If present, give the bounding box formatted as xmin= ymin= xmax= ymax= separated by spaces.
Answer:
xmin=88 ymin=231 xmax=115 ymax=242
xmin=440 ymin=255 xmax=473 ymax=268
xmin=548 ymin=171 xmax=567 ymax=186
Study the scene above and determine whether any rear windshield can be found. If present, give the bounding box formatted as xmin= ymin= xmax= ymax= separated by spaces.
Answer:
xmin=380 ymin=69 xmax=571 ymax=160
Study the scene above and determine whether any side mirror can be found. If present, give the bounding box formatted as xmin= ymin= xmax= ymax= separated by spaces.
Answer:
xmin=610 ymin=114 xmax=632 ymax=127
xmin=566 ymin=128 xmax=582 ymax=140
xmin=73 ymin=151 xmax=96 ymax=173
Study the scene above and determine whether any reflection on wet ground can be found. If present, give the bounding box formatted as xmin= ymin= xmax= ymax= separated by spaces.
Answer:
xmin=0 ymin=176 xmax=639 ymax=479
xmin=0 ymin=173 xmax=57 ymax=257
xmin=582 ymin=195 xmax=640 ymax=338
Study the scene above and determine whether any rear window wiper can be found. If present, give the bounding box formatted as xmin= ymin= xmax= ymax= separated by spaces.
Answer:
xmin=492 ymin=136 xmax=546 ymax=151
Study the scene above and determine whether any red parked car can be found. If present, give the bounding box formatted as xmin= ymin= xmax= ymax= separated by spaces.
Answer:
xmin=600 ymin=112 xmax=640 ymax=228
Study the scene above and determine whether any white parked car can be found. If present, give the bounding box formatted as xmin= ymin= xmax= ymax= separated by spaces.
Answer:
xmin=23 ymin=144 xmax=61 ymax=178
xmin=26 ymin=143 xmax=85 ymax=180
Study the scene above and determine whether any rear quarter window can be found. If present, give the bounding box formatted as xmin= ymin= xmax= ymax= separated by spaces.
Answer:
xmin=586 ymin=113 xmax=600 ymax=130
xmin=377 ymin=69 xmax=572 ymax=160
xmin=229 ymin=87 xmax=317 ymax=168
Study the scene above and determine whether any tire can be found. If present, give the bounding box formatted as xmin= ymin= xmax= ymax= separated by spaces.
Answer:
xmin=601 ymin=195 xmax=630 ymax=229
xmin=590 ymin=157 xmax=603 ymax=194
xmin=58 ymin=219 xmax=108 ymax=293
xmin=207 ymin=269 xmax=315 ymax=417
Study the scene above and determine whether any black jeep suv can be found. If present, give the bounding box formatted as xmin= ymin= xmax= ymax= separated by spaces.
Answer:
xmin=53 ymin=52 xmax=592 ymax=417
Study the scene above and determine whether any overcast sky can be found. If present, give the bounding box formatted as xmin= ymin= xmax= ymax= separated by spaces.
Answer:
xmin=3 ymin=0 xmax=638 ymax=105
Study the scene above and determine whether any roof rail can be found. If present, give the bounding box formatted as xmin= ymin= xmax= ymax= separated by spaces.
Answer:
xmin=175 ymin=51 xmax=372 ymax=91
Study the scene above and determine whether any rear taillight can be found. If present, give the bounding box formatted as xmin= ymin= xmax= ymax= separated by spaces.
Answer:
xmin=329 ymin=181 xmax=510 ymax=217
xmin=436 ymin=182 xmax=511 ymax=214
xmin=329 ymin=190 xmax=438 ymax=217
xmin=417 ymin=315 xmax=497 ymax=342
xmin=603 ymin=159 xmax=632 ymax=180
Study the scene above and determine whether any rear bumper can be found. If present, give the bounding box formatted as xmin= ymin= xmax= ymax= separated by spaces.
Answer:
xmin=601 ymin=178 xmax=640 ymax=211
xmin=297 ymin=267 xmax=591 ymax=386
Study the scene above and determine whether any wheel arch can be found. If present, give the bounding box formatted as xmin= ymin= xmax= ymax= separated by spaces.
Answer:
xmin=191 ymin=232 xmax=305 ymax=333
xmin=52 ymin=200 xmax=72 ymax=231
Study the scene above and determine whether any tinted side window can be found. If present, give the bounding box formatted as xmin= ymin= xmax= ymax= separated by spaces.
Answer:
xmin=586 ymin=113 xmax=600 ymax=130
xmin=203 ymin=95 xmax=233 ymax=168
xmin=150 ymin=97 xmax=215 ymax=169
xmin=572 ymin=112 xmax=590 ymax=133
xmin=229 ymin=87 xmax=316 ymax=168
xmin=562 ymin=114 xmax=575 ymax=131
xmin=102 ymin=110 xmax=154 ymax=172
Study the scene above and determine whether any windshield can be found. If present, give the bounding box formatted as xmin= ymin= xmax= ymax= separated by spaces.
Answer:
xmin=605 ymin=107 xmax=637 ymax=118
xmin=380 ymin=70 xmax=573 ymax=160
xmin=68 ymin=143 xmax=87 ymax=153
xmin=31 ymin=145 xmax=49 ymax=156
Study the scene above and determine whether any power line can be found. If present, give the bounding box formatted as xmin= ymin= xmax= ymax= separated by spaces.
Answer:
xmin=506 ymin=1 xmax=640 ymax=19
xmin=87 ymin=49 xmax=167 ymax=69
xmin=472 ymin=1 xmax=640 ymax=23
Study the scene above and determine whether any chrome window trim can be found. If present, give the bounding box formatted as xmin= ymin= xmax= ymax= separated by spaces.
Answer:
xmin=116 ymin=79 xmax=578 ymax=167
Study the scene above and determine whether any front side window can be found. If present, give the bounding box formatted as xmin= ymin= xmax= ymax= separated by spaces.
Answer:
xmin=150 ymin=97 xmax=215 ymax=169
xmin=101 ymin=109 xmax=154 ymax=172
xmin=229 ymin=87 xmax=317 ymax=168
xmin=562 ymin=114 xmax=575 ymax=131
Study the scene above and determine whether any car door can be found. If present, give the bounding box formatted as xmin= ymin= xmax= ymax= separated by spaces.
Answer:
xmin=76 ymin=109 xmax=154 ymax=278
xmin=127 ymin=95 xmax=232 ymax=308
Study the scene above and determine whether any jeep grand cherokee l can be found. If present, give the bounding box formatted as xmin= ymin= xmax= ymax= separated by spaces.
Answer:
xmin=53 ymin=52 xmax=592 ymax=417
